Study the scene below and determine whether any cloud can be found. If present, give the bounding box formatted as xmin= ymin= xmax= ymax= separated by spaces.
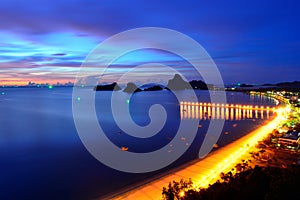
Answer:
xmin=52 ymin=53 xmax=66 ymax=56
xmin=0 ymin=0 xmax=299 ymax=84
xmin=0 ymin=0 xmax=296 ymax=38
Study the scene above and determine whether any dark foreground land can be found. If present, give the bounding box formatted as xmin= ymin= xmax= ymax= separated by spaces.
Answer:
xmin=162 ymin=105 xmax=300 ymax=200
xmin=162 ymin=164 xmax=300 ymax=200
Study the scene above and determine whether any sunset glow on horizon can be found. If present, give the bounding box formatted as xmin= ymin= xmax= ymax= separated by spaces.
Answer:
xmin=0 ymin=78 xmax=74 ymax=86
xmin=1 ymin=0 xmax=299 ymax=86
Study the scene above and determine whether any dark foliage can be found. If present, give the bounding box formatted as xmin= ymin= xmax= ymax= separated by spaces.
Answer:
xmin=162 ymin=164 xmax=300 ymax=200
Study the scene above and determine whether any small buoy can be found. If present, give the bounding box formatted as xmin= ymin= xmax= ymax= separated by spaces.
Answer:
xmin=121 ymin=146 xmax=128 ymax=151
xmin=166 ymin=137 xmax=173 ymax=141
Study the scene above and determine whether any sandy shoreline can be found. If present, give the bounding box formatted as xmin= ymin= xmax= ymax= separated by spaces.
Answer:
xmin=100 ymin=108 xmax=284 ymax=200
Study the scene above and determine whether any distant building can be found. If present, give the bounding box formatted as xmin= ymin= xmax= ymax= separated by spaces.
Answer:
xmin=290 ymin=95 xmax=300 ymax=107
xmin=291 ymin=95 xmax=298 ymax=101
xmin=276 ymin=131 xmax=300 ymax=150
xmin=28 ymin=81 xmax=36 ymax=86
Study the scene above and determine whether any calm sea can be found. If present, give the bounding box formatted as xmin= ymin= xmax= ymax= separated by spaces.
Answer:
xmin=0 ymin=87 xmax=276 ymax=200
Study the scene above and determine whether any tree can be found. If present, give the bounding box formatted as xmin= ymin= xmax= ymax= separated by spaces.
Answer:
xmin=162 ymin=165 xmax=300 ymax=200
xmin=162 ymin=179 xmax=193 ymax=200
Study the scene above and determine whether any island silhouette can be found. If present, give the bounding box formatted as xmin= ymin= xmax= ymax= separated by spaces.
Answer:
xmin=94 ymin=74 xmax=209 ymax=92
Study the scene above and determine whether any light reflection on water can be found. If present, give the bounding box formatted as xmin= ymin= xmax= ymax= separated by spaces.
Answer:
xmin=180 ymin=103 xmax=272 ymax=120
xmin=0 ymin=87 xmax=276 ymax=199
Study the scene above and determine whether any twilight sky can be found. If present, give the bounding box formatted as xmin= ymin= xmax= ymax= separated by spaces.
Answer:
xmin=0 ymin=0 xmax=299 ymax=85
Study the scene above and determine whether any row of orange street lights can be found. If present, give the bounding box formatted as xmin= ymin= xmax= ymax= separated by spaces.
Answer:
xmin=180 ymin=104 xmax=271 ymax=120
xmin=191 ymin=106 xmax=289 ymax=190
xmin=180 ymin=101 xmax=273 ymax=111
xmin=110 ymin=105 xmax=289 ymax=200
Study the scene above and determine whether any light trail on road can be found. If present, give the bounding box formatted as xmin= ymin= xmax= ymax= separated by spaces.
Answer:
xmin=105 ymin=106 xmax=288 ymax=200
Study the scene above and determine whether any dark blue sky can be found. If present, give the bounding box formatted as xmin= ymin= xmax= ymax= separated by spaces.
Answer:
xmin=0 ymin=0 xmax=299 ymax=85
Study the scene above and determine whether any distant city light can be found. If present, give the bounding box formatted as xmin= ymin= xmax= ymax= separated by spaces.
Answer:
xmin=48 ymin=85 xmax=53 ymax=89
xmin=179 ymin=191 xmax=185 ymax=197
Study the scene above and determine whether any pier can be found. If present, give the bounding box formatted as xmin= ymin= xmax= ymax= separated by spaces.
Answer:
xmin=180 ymin=102 xmax=274 ymax=120
xmin=106 ymin=107 xmax=287 ymax=200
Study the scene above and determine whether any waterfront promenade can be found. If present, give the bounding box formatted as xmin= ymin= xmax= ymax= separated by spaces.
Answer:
xmin=104 ymin=107 xmax=287 ymax=200
xmin=180 ymin=101 xmax=273 ymax=120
